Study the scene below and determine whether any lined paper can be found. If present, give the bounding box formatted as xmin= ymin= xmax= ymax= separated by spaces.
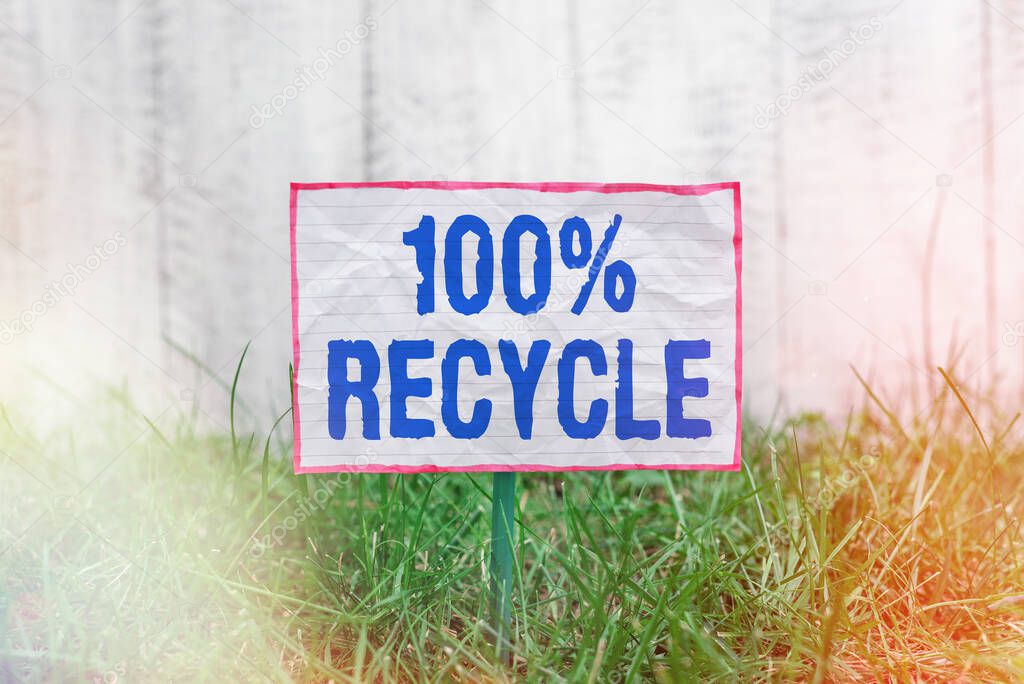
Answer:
xmin=291 ymin=182 xmax=741 ymax=472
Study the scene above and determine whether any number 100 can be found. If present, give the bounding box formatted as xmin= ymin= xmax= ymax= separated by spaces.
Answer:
xmin=402 ymin=214 xmax=552 ymax=316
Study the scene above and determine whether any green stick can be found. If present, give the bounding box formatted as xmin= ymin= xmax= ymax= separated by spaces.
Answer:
xmin=489 ymin=471 xmax=516 ymax=662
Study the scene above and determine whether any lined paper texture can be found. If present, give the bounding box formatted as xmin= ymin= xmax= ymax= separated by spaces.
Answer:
xmin=291 ymin=182 xmax=741 ymax=472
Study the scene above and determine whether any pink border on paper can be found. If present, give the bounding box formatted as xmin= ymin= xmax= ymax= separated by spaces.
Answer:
xmin=290 ymin=181 xmax=742 ymax=474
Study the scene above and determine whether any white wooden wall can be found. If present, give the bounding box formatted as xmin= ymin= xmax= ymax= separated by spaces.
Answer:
xmin=2 ymin=0 xmax=1023 ymax=428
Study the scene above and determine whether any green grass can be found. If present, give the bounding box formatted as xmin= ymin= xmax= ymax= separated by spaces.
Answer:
xmin=2 ymin=367 xmax=1024 ymax=682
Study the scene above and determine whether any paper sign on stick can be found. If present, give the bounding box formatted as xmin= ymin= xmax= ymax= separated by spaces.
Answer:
xmin=291 ymin=181 xmax=741 ymax=473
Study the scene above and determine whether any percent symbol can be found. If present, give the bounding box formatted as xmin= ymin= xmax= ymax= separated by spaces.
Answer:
xmin=559 ymin=214 xmax=637 ymax=315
